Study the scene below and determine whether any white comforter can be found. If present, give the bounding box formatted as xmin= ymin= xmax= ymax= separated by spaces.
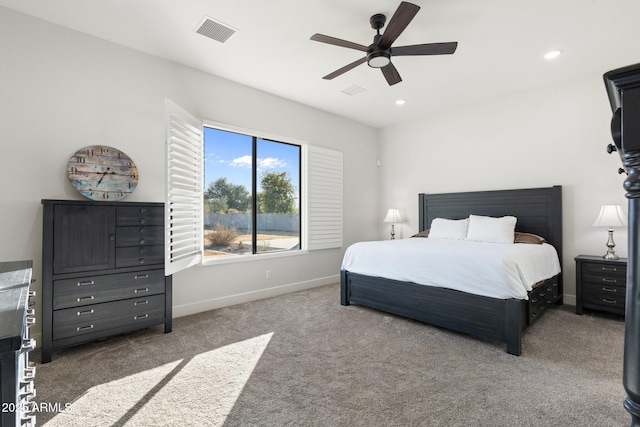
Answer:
xmin=341 ymin=238 xmax=561 ymax=300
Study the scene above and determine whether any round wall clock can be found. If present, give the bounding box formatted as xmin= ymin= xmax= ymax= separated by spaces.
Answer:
xmin=67 ymin=145 xmax=139 ymax=201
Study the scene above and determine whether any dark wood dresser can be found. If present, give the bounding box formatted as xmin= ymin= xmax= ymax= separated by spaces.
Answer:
xmin=575 ymin=255 xmax=627 ymax=317
xmin=41 ymin=200 xmax=172 ymax=363
xmin=0 ymin=261 xmax=36 ymax=426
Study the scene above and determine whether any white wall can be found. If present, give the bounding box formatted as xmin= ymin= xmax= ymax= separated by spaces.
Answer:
xmin=0 ymin=8 xmax=378 ymax=339
xmin=378 ymin=75 xmax=628 ymax=304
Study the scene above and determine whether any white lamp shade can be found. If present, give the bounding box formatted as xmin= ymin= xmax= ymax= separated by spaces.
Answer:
xmin=592 ymin=204 xmax=627 ymax=227
xmin=383 ymin=208 xmax=403 ymax=223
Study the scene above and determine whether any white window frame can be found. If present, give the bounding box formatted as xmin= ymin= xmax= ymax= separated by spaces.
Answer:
xmin=165 ymin=100 xmax=343 ymax=274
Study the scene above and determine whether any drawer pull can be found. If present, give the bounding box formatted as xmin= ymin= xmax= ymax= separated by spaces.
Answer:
xmin=77 ymin=325 xmax=94 ymax=331
xmin=140 ymin=239 xmax=145 ymax=245
xmin=602 ymin=266 xmax=617 ymax=272
xmin=28 ymin=290 xmax=36 ymax=297
xmin=135 ymin=300 xmax=149 ymax=306
xmin=602 ymin=287 xmax=617 ymax=293
xmin=135 ymin=314 xmax=149 ymax=320
xmin=531 ymin=297 xmax=538 ymax=303
xmin=140 ymin=227 xmax=145 ymax=233
xmin=135 ymin=274 xmax=149 ymax=280
xmin=25 ymin=317 xmax=35 ymax=327
xmin=602 ymin=278 xmax=618 ymax=284
xmin=135 ymin=287 xmax=149 ymax=294
xmin=21 ymin=339 xmax=35 ymax=353
xmin=539 ymin=292 xmax=546 ymax=297
xmin=139 ymin=247 xmax=146 ymax=254
xmin=602 ymin=298 xmax=618 ymax=305
xmin=23 ymin=367 xmax=36 ymax=380
xmin=139 ymin=258 xmax=145 ymax=264
xmin=140 ymin=208 xmax=146 ymax=213
xmin=140 ymin=218 xmax=146 ymax=224
xmin=77 ymin=309 xmax=95 ymax=316
xmin=77 ymin=296 xmax=95 ymax=302
xmin=77 ymin=280 xmax=95 ymax=287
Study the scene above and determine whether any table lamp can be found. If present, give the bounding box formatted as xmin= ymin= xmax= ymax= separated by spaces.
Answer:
xmin=592 ymin=204 xmax=627 ymax=260
xmin=383 ymin=208 xmax=403 ymax=240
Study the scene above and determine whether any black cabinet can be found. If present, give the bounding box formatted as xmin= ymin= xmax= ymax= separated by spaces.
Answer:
xmin=575 ymin=255 xmax=627 ymax=317
xmin=41 ymin=200 xmax=172 ymax=363
xmin=53 ymin=204 xmax=116 ymax=274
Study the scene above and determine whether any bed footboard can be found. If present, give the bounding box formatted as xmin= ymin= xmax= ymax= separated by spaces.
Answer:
xmin=341 ymin=269 xmax=528 ymax=355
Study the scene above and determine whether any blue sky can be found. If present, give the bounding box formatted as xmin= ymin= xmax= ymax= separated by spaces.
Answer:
xmin=203 ymin=127 xmax=300 ymax=194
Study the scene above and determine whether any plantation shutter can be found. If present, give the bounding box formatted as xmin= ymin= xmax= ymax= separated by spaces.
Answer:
xmin=306 ymin=145 xmax=343 ymax=250
xmin=164 ymin=98 xmax=204 ymax=275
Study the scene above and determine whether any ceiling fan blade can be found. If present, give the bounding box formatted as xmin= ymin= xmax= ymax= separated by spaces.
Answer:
xmin=381 ymin=62 xmax=402 ymax=86
xmin=379 ymin=2 xmax=420 ymax=49
xmin=391 ymin=42 xmax=458 ymax=56
xmin=310 ymin=34 xmax=369 ymax=52
xmin=323 ymin=57 xmax=368 ymax=80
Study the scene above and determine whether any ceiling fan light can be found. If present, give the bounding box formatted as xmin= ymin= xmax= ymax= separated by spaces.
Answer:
xmin=368 ymin=51 xmax=391 ymax=68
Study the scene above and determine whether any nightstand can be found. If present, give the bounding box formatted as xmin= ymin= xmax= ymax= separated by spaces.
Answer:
xmin=575 ymin=255 xmax=627 ymax=317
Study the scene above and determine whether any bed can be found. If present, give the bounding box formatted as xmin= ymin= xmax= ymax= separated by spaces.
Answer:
xmin=340 ymin=186 xmax=563 ymax=355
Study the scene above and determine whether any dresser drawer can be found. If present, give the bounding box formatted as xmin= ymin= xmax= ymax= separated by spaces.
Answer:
xmin=582 ymin=287 xmax=625 ymax=315
xmin=116 ymin=226 xmax=164 ymax=247
xmin=529 ymin=279 xmax=559 ymax=320
xmin=116 ymin=245 xmax=164 ymax=268
xmin=582 ymin=262 xmax=626 ymax=278
xmin=53 ymin=269 xmax=165 ymax=310
xmin=582 ymin=272 xmax=625 ymax=287
xmin=52 ymin=294 xmax=165 ymax=340
xmin=117 ymin=206 xmax=163 ymax=226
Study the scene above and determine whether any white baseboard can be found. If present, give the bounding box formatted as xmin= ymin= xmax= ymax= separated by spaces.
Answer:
xmin=172 ymin=275 xmax=339 ymax=318
xmin=563 ymin=294 xmax=576 ymax=307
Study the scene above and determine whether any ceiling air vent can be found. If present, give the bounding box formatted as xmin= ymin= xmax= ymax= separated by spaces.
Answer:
xmin=341 ymin=85 xmax=366 ymax=96
xmin=195 ymin=17 xmax=237 ymax=43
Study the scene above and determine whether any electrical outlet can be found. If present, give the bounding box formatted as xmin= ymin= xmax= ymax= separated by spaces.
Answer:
xmin=266 ymin=269 xmax=271 ymax=279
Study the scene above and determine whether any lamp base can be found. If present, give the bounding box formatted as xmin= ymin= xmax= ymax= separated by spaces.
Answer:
xmin=603 ymin=228 xmax=619 ymax=260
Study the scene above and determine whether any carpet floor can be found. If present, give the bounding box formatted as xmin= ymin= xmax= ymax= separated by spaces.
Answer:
xmin=33 ymin=283 xmax=627 ymax=426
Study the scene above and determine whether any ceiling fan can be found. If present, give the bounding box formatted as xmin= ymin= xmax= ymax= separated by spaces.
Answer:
xmin=310 ymin=1 xmax=458 ymax=86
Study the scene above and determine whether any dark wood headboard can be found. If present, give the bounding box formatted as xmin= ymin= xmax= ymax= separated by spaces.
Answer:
xmin=418 ymin=186 xmax=563 ymax=265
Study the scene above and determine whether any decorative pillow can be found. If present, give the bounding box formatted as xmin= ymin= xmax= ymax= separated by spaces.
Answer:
xmin=465 ymin=215 xmax=517 ymax=244
xmin=428 ymin=218 xmax=469 ymax=240
xmin=411 ymin=229 xmax=430 ymax=238
xmin=514 ymin=232 xmax=546 ymax=244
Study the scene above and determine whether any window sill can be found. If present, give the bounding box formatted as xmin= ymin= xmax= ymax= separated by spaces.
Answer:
xmin=199 ymin=249 xmax=309 ymax=267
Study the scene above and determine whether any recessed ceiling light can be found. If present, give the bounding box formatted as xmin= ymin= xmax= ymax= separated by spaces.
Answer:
xmin=395 ymin=99 xmax=406 ymax=106
xmin=544 ymin=50 xmax=562 ymax=60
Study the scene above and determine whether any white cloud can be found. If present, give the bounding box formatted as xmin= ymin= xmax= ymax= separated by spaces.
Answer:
xmin=228 ymin=156 xmax=287 ymax=170
xmin=229 ymin=155 xmax=252 ymax=168
xmin=257 ymin=157 xmax=286 ymax=169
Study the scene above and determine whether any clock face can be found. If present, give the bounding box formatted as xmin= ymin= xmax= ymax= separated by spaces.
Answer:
xmin=67 ymin=145 xmax=139 ymax=201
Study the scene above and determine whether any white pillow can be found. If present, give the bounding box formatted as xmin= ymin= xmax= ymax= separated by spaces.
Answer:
xmin=466 ymin=215 xmax=517 ymax=244
xmin=428 ymin=218 xmax=469 ymax=240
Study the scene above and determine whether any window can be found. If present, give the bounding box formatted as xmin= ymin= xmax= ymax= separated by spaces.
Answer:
xmin=165 ymin=98 xmax=342 ymax=275
xmin=203 ymin=127 xmax=301 ymax=258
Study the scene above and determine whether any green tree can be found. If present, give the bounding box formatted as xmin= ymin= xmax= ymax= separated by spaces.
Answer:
xmin=259 ymin=171 xmax=295 ymax=213
xmin=205 ymin=177 xmax=250 ymax=212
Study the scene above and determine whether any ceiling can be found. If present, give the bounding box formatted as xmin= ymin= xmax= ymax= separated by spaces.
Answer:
xmin=2 ymin=0 xmax=640 ymax=128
